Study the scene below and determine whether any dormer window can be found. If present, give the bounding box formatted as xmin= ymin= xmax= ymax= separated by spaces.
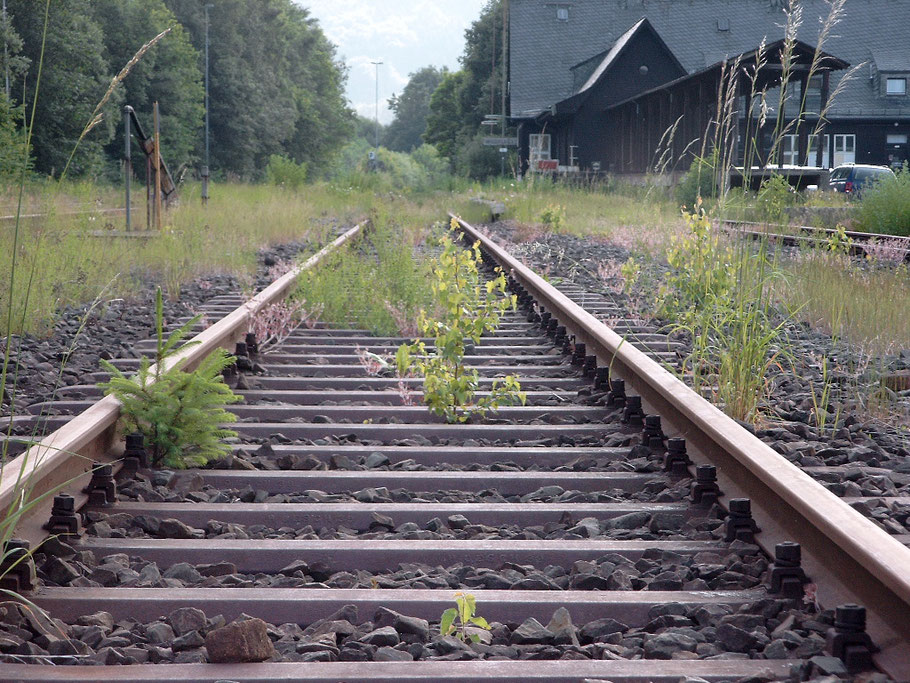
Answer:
xmin=556 ymin=7 xmax=569 ymax=22
xmin=885 ymin=77 xmax=907 ymax=96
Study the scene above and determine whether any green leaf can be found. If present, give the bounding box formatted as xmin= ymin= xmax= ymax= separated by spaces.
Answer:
xmin=440 ymin=608 xmax=457 ymax=636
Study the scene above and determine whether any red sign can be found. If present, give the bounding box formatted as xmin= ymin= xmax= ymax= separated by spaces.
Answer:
xmin=536 ymin=159 xmax=558 ymax=171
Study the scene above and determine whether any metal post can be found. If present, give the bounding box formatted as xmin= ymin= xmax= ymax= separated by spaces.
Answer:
xmin=153 ymin=101 xmax=162 ymax=231
xmin=501 ymin=0 xmax=509 ymax=177
xmin=124 ymin=106 xmax=132 ymax=231
xmin=202 ymin=3 xmax=213 ymax=205
xmin=370 ymin=60 xmax=383 ymax=149
xmin=2 ymin=0 xmax=9 ymax=101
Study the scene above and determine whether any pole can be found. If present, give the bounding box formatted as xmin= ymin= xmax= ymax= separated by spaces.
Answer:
xmin=202 ymin=3 xmax=212 ymax=205
xmin=154 ymin=101 xmax=162 ymax=231
xmin=370 ymin=60 xmax=382 ymax=149
xmin=124 ymin=106 xmax=132 ymax=231
xmin=2 ymin=0 xmax=9 ymax=100
xmin=501 ymin=0 xmax=508 ymax=177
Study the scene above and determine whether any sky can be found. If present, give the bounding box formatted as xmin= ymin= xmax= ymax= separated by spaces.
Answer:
xmin=300 ymin=0 xmax=488 ymax=125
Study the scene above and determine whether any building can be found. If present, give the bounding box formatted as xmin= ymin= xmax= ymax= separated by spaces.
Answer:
xmin=510 ymin=0 xmax=910 ymax=177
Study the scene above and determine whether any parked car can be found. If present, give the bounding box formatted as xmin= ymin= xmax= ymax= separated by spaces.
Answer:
xmin=828 ymin=164 xmax=895 ymax=197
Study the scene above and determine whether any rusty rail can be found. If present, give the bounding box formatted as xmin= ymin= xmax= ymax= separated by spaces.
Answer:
xmin=452 ymin=213 xmax=910 ymax=677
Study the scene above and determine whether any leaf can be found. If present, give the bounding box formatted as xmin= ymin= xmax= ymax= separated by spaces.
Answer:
xmin=440 ymin=608 xmax=457 ymax=636
xmin=469 ymin=616 xmax=490 ymax=630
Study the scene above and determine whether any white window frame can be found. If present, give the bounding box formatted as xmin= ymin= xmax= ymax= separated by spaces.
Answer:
xmin=781 ymin=134 xmax=799 ymax=166
xmin=887 ymin=134 xmax=908 ymax=145
xmin=529 ymin=134 xmax=551 ymax=161
xmin=807 ymin=134 xmax=830 ymax=168
xmin=886 ymin=77 xmax=907 ymax=96
xmin=833 ymin=134 xmax=855 ymax=166
xmin=556 ymin=6 xmax=569 ymax=21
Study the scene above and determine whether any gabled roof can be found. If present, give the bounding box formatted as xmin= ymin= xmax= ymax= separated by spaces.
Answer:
xmin=872 ymin=49 xmax=910 ymax=74
xmin=576 ymin=19 xmax=684 ymax=95
xmin=549 ymin=17 xmax=685 ymax=117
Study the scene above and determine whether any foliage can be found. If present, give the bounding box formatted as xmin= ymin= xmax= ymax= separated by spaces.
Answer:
xmin=396 ymin=219 xmax=525 ymax=423
xmin=824 ymin=224 xmax=853 ymax=254
xmin=266 ymin=154 xmax=309 ymax=189
xmin=99 ymin=288 xmax=240 ymax=468
xmin=0 ymin=93 xmax=28 ymax=180
xmin=294 ymin=210 xmax=434 ymax=336
xmin=539 ymin=204 xmax=566 ymax=231
xmin=857 ymin=164 xmax=910 ymax=236
xmin=386 ymin=66 xmax=446 ymax=152
xmin=755 ymin=174 xmax=795 ymax=225
xmin=424 ymin=71 xmax=466 ymax=162
xmin=440 ymin=592 xmax=491 ymax=643
xmin=675 ymin=152 xmax=717 ymax=208
xmin=91 ymin=0 xmax=204 ymax=176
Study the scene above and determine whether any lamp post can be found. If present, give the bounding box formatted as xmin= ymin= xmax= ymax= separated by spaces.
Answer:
xmin=370 ymin=60 xmax=383 ymax=149
xmin=3 ymin=0 xmax=9 ymax=100
xmin=202 ymin=3 xmax=214 ymax=205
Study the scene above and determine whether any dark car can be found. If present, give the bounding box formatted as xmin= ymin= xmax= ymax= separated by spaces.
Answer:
xmin=828 ymin=164 xmax=895 ymax=197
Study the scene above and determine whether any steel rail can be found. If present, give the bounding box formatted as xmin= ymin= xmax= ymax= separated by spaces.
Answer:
xmin=0 ymin=221 xmax=367 ymax=543
xmin=452 ymin=213 xmax=910 ymax=676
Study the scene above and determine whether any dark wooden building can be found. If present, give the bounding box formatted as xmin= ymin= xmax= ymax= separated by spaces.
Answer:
xmin=510 ymin=0 xmax=910 ymax=177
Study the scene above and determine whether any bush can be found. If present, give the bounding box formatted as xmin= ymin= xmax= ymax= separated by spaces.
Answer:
xmin=675 ymin=152 xmax=717 ymax=208
xmin=756 ymin=174 xmax=796 ymax=225
xmin=858 ymin=164 xmax=910 ymax=236
xmin=266 ymin=154 xmax=308 ymax=189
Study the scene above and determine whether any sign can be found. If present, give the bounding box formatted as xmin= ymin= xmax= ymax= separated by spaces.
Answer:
xmin=535 ymin=159 xmax=558 ymax=171
xmin=483 ymin=137 xmax=518 ymax=147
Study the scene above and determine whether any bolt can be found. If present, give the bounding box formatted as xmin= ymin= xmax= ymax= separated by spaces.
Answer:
xmin=594 ymin=367 xmax=610 ymax=390
xmin=84 ymin=463 xmax=117 ymax=507
xmin=234 ymin=341 xmax=254 ymax=372
xmin=123 ymin=432 xmax=148 ymax=470
xmin=642 ymin=414 xmax=665 ymax=450
xmin=539 ymin=311 xmax=551 ymax=330
xmin=572 ymin=342 xmax=586 ymax=366
xmin=769 ymin=541 xmax=808 ymax=599
xmin=622 ymin=395 xmax=644 ymax=427
xmin=43 ymin=493 xmax=81 ymax=536
xmin=554 ymin=325 xmax=567 ymax=344
xmin=690 ymin=463 xmax=721 ymax=507
xmin=583 ymin=355 xmax=597 ymax=377
xmin=245 ymin=332 xmax=260 ymax=360
xmin=607 ymin=378 xmax=626 ymax=408
xmin=546 ymin=319 xmax=559 ymax=336
xmin=826 ymin=604 xmax=875 ymax=673
xmin=724 ymin=497 xmax=760 ymax=543
xmin=0 ymin=539 xmax=36 ymax=593
xmin=663 ymin=437 xmax=691 ymax=476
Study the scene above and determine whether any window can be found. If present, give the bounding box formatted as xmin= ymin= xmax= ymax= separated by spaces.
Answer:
xmin=781 ymin=134 xmax=799 ymax=166
xmin=807 ymin=134 xmax=830 ymax=167
xmin=556 ymin=7 xmax=569 ymax=21
xmin=888 ymin=134 xmax=908 ymax=145
xmin=833 ymin=134 xmax=855 ymax=166
xmin=886 ymin=78 xmax=907 ymax=96
xmin=529 ymin=134 xmax=551 ymax=161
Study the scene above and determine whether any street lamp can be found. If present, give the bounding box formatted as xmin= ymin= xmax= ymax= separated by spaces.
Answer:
xmin=202 ymin=3 xmax=214 ymax=205
xmin=370 ymin=60 xmax=383 ymax=149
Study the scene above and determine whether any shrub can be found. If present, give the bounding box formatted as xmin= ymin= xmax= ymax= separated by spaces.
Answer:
xmin=99 ymin=289 xmax=241 ymax=468
xmin=675 ymin=152 xmax=718 ymax=208
xmin=756 ymin=174 xmax=796 ymax=225
xmin=266 ymin=154 xmax=309 ymax=189
xmin=857 ymin=164 xmax=910 ymax=236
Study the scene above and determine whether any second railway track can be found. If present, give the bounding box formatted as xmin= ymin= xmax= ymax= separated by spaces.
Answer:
xmin=0 ymin=216 xmax=908 ymax=681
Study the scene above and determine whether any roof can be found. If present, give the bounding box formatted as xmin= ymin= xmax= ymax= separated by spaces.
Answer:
xmin=510 ymin=0 xmax=910 ymax=120
xmin=872 ymin=49 xmax=910 ymax=73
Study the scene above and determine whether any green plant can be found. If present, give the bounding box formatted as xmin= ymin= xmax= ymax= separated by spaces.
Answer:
xmin=440 ymin=592 xmax=491 ymax=643
xmin=756 ymin=174 xmax=795 ymax=225
xmin=396 ymin=219 xmax=525 ymax=423
xmin=806 ymin=354 xmax=842 ymax=434
xmin=265 ymin=154 xmax=309 ymax=189
xmin=825 ymin=224 xmax=853 ymax=254
xmin=99 ymin=288 xmax=241 ymax=468
xmin=539 ymin=203 xmax=566 ymax=231
xmin=857 ymin=164 xmax=910 ymax=237
xmin=675 ymin=152 xmax=717 ymax=208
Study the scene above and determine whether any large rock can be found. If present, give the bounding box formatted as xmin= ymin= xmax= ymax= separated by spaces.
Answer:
xmin=205 ymin=618 xmax=276 ymax=663
xmin=167 ymin=607 xmax=207 ymax=636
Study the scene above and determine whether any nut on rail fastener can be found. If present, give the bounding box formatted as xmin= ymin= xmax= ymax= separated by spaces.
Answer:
xmin=663 ymin=437 xmax=691 ymax=475
xmin=583 ymin=355 xmax=597 ymax=378
xmin=121 ymin=432 xmax=149 ymax=475
xmin=245 ymin=332 xmax=260 ymax=361
xmin=43 ymin=493 xmax=81 ymax=536
xmin=622 ymin=395 xmax=644 ymax=427
xmin=690 ymin=464 xmax=721 ymax=508
xmin=571 ymin=342 xmax=587 ymax=366
xmin=594 ymin=367 xmax=610 ymax=390
xmin=0 ymin=539 xmax=37 ymax=593
xmin=84 ymin=463 xmax=117 ymax=507
xmin=539 ymin=311 xmax=552 ymax=330
xmin=826 ymin=604 xmax=876 ymax=673
xmin=607 ymin=378 xmax=626 ymax=408
xmin=234 ymin=342 xmax=254 ymax=373
xmin=642 ymin=415 xmax=666 ymax=451
xmin=724 ymin=498 xmax=760 ymax=543
xmin=769 ymin=541 xmax=808 ymax=599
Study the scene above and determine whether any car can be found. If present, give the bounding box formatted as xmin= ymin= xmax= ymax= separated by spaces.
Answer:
xmin=827 ymin=164 xmax=895 ymax=197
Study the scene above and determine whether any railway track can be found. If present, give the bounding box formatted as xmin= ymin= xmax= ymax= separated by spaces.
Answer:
xmin=0 ymin=216 xmax=908 ymax=681
xmin=719 ymin=219 xmax=910 ymax=262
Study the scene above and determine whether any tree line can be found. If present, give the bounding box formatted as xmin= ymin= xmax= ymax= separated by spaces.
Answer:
xmin=0 ymin=0 xmax=351 ymax=181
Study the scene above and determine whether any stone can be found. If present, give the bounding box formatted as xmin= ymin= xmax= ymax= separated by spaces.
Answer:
xmin=75 ymin=612 xmax=114 ymax=631
xmin=374 ymin=645 xmax=414 ymax=661
xmin=43 ymin=556 xmax=80 ymax=586
xmin=643 ymin=632 xmax=697 ymax=659
xmin=158 ymin=518 xmax=198 ymax=539
xmin=162 ymin=562 xmax=203 ymax=584
xmin=205 ymin=618 xmax=276 ymax=663
xmin=360 ymin=626 xmax=400 ymax=647
xmin=172 ymin=630 xmax=206 ymax=652
xmin=547 ymin=607 xmax=579 ymax=646
xmin=145 ymin=622 xmax=175 ymax=644
xmin=716 ymin=622 xmax=759 ymax=653
xmin=364 ymin=452 xmax=390 ymax=468
xmin=578 ymin=618 xmax=629 ymax=644
xmin=603 ymin=511 xmax=650 ymax=530
xmin=168 ymin=607 xmax=207 ymax=636
xmin=510 ymin=617 xmax=555 ymax=645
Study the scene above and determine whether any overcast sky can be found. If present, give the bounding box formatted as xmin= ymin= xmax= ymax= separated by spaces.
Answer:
xmin=300 ymin=0 xmax=488 ymax=124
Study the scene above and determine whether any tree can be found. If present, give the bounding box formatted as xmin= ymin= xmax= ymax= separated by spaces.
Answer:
xmin=91 ymin=0 xmax=204 ymax=176
xmin=385 ymin=66 xmax=445 ymax=152
xmin=7 ymin=0 xmax=112 ymax=177
xmin=0 ymin=10 xmax=28 ymax=178
xmin=424 ymin=71 xmax=465 ymax=162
